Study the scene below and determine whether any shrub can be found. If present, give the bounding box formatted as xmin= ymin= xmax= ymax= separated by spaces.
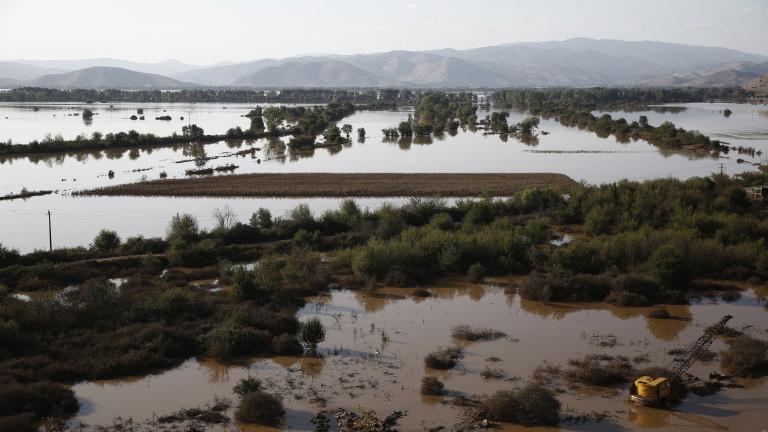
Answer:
xmin=0 ymin=382 xmax=79 ymax=418
xmin=204 ymin=325 xmax=271 ymax=360
xmin=429 ymin=212 xmax=454 ymax=230
xmin=412 ymin=288 xmax=431 ymax=297
xmin=233 ymin=377 xmax=262 ymax=398
xmin=150 ymin=288 xmax=206 ymax=321
xmin=0 ymin=243 xmax=21 ymax=267
xmin=647 ymin=245 xmax=689 ymax=287
xmin=604 ymin=290 xmax=650 ymax=307
xmin=235 ymin=391 xmax=284 ymax=426
xmin=91 ymin=229 xmax=121 ymax=252
xmin=720 ymin=335 xmax=768 ymax=376
xmin=424 ymin=347 xmax=462 ymax=369
xmin=565 ymin=355 xmax=633 ymax=386
xmin=250 ymin=208 xmax=273 ymax=229
xmin=451 ymin=325 xmax=505 ymax=341
xmin=300 ymin=318 xmax=326 ymax=356
xmin=467 ymin=263 xmax=487 ymax=282
xmin=270 ymin=334 xmax=303 ymax=356
xmin=231 ymin=267 xmax=272 ymax=303
xmin=167 ymin=213 xmax=200 ymax=242
xmin=551 ymin=242 xmax=603 ymax=274
xmin=648 ymin=309 xmax=671 ymax=319
xmin=167 ymin=239 xmax=218 ymax=267
xmin=420 ymin=376 xmax=445 ymax=395
xmin=484 ymin=384 xmax=560 ymax=426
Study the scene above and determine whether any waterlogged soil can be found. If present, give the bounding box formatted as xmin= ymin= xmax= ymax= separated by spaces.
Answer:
xmin=70 ymin=279 xmax=768 ymax=431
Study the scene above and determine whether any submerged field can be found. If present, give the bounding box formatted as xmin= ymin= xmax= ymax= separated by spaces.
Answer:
xmin=79 ymin=173 xmax=576 ymax=198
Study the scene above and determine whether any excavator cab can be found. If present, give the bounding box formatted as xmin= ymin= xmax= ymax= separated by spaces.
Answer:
xmin=630 ymin=376 xmax=671 ymax=406
xmin=628 ymin=315 xmax=733 ymax=407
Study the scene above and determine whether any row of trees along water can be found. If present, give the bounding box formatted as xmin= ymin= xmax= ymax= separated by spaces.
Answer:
xmin=491 ymin=87 xmax=760 ymax=156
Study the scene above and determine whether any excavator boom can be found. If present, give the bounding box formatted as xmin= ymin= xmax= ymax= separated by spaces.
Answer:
xmin=670 ymin=315 xmax=733 ymax=378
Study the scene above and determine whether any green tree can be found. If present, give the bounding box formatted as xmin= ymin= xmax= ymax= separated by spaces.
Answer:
xmin=181 ymin=124 xmax=205 ymax=139
xmin=341 ymin=123 xmax=353 ymax=137
xmin=250 ymin=208 xmax=273 ymax=229
xmin=91 ymin=229 xmax=121 ymax=252
xmin=167 ymin=213 xmax=199 ymax=242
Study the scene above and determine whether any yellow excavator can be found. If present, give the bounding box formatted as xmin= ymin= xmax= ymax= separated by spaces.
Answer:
xmin=629 ymin=315 xmax=733 ymax=406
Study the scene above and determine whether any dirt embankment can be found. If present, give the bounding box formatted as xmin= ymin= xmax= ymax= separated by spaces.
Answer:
xmin=77 ymin=173 xmax=576 ymax=198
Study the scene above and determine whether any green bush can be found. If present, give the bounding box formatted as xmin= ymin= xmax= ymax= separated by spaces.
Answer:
xmin=647 ymin=244 xmax=689 ymax=287
xmin=467 ymin=263 xmax=487 ymax=282
xmin=233 ymin=377 xmax=262 ymax=398
xmin=167 ymin=239 xmax=218 ymax=267
xmin=300 ymin=318 xmax=326 ymax=356
xmin=204 ymin=325 xmax=271 ymax=360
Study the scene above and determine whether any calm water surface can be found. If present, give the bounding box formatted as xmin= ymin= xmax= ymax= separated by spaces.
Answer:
xmin=1 ymin=103 xmax=767 ymax=253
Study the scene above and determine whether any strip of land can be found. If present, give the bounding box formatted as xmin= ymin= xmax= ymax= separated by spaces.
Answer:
xmin=78 ymin=173 xmax=576 ymax=198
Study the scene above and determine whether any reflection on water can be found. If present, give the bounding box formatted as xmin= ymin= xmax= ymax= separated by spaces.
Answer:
xmin=1 ymin=103 xmax=767 ymax=252
xmin=71 ymin=282 xmax=768 ymax=431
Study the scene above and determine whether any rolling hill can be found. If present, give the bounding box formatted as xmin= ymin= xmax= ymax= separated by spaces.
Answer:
xmin=29 ymin=67 xmax=195 ymax=89
xmin=0 ymin=61 xmax=65 ymax=81
xmin=232 ymin=60 xmax=399 ymax=88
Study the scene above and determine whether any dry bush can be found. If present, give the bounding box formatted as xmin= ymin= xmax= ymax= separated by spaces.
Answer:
xmin=720 ymin=335 xmax=768 ymax=376
xmin=451 ymin=325 xmax=506 ymax=341
xmin=564 ymin=354 xmax=633 ymax=386
xmin=235 ymin=391 xmax=284 ymax=426
xmin=420 ymin=376 xmax=445 ymax=395
xmin=424 ymin=347 xmax=463 ymax=369
xmin=648 ymin=308 xmax=671 ymax=319
xmin=483 ymin=384 xmax=560 ymax=426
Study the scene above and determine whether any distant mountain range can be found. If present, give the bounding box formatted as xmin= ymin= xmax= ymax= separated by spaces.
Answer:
xmin=2 ymin=38 xmax=767 ymax=89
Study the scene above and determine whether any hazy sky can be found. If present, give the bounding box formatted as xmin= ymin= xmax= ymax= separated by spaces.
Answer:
xmin=2 ymin=0 xmax=767 ymax=63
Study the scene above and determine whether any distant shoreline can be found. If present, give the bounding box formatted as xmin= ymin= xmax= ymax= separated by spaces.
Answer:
xmin=77 ymin=173 xmax=576 ymax=198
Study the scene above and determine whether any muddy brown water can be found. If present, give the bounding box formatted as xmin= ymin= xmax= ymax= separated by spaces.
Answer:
xmin=69 ymin=279 xmax=768 ymax=431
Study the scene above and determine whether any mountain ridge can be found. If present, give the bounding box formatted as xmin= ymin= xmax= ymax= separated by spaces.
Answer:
xmin=2 ymin=38 xmax=767 ymax=88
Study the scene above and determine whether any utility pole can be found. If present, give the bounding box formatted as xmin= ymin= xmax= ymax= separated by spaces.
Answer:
xmin=720 ymin=163 xmax=725 ymax=176
xmin=47 ymin=210 xmax=52 ymax=251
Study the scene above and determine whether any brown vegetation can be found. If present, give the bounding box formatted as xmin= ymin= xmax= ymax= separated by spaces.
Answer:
xmin=77 ymin=173 xmax=576 ymax=198
xmin=424 ymin=347 xmax=463 ymax=369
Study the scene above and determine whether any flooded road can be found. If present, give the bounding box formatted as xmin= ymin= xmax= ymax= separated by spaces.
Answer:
xmin=70 ymin=280 xmax=768 ymax=431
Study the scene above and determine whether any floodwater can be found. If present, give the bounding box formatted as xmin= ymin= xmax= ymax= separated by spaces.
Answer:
xmin=2 ymin=103 xmax=768 ymax=253
xmin=0 ymin=102 xmax=306 ymax=143
xmin=70 ymin=279 xmax=768 ymax=431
